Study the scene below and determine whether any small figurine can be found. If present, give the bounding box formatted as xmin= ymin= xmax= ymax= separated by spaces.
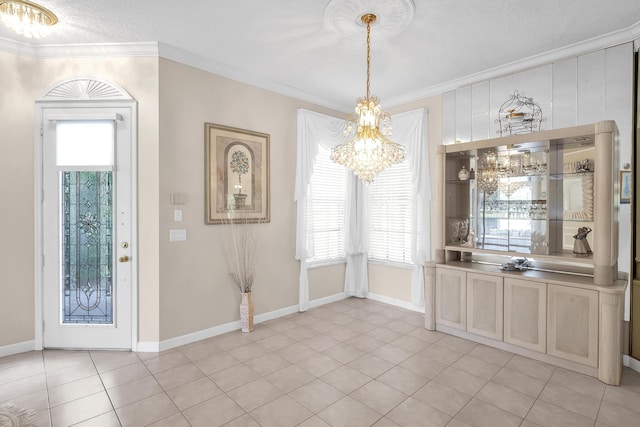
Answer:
xmin=573 ymin=227 xmax=592 ymax=254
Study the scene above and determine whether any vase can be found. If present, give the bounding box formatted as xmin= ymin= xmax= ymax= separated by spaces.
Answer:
xmin=240 ymin=291 xmax=254 ymax=333
xmin=234 ymin=193 xmax=248 ymax=209
xmin=458 ymin=166 xmax=470 ymax=180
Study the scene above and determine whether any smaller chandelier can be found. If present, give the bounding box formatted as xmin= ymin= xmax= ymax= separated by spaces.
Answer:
xmin=0 ymin=0 xmax=57 ymax=38
xmin=477 ymin=151 xmax=500 ymax=195
xmin=331 ymin=13 xmax=405 ymax=184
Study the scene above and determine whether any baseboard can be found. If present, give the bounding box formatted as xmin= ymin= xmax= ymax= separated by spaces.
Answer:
xmin=623 ymin=354 xmax=640 ymax=374
xmin=367 ymin=292 xmax=425 ymax=313
xmin=137 ymin=293 xmax=346 ymax=353
xmin=0 ymin=340 xmax=35 ymax=358
xmin=309 ymin=292 xmax=348 ymax=309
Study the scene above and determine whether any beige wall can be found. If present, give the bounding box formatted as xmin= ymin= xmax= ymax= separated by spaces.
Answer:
xmin=0 ymin=50 xmax=160 ymax=347
xmin=0 ymin=47 xmax=440 ymax=349
xmin=308 ymin=264 xmax=346 ymax=301
xmin=0 ymin=51 xmax=39 ymax=347
xmin=157 ymin=59 xmax=344 ymax=340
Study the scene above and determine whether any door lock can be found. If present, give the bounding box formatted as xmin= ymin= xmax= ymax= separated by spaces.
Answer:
xmin=119 ymin=255 xmax=129 ymax=263
xmin=121 ymin=242 xmax=129 ymax=249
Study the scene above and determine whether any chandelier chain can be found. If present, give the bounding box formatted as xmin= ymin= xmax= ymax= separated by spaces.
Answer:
xmin=366 ymin=18 xmax=371 ymax=100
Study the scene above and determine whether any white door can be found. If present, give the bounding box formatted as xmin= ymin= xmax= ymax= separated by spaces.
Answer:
xmin=41 ymin=107 xmax=133 ymax=349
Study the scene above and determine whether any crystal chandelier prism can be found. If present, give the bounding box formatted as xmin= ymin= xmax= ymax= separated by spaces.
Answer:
xmin=331 ymin=13 xmax=405 ymax=184
xmin=0 ymin=0 xmax=57 ymax=38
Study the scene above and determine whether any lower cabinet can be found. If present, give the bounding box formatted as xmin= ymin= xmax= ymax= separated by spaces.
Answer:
xmin=547 ymin=284 xmax=599 ymax=368
xmin=435 ymin=268 xmax=466 ymax=331
xmin=504 ymin=278 xmax=546 ymax=353
xmin=466 ymin=273 xmax=503 ymax=340
xmin=432 ymin=265 xmax=625 ymax=384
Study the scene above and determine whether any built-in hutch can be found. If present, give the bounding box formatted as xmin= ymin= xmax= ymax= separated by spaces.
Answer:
xmin=425 ymin=121 xmax=627 ymax=385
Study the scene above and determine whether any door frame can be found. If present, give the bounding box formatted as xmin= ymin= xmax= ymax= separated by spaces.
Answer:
xmin=34 ymin=77 xmax=138 ymax=351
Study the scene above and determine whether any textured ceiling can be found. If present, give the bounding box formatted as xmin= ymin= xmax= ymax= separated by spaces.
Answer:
xmin=1 ymin=0 xmax=640 ymax=111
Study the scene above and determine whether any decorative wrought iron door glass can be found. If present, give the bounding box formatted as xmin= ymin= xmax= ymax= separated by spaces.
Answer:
xmin=61 ymin=170 xmax=113 ymax=324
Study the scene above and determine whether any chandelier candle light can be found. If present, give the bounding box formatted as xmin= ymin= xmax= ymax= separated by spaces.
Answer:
xmin=331 ymin=13 xmax=406 ymax=184
xmin=0 ymin=0 xmax=57 ymax=38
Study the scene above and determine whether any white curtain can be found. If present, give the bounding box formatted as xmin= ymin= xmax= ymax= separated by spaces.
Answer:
xmin=295 ymin=107 xmax=430 ymax=310
xmin=295 ymin=109 xmax=348 ymax=311
xmin=388 ymin=109 xmax=431 ymax=307
xmin=344 ymin=176 xmax=369 ymax=298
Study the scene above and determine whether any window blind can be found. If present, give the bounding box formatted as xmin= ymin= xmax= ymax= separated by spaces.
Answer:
xmin=307 ymin=145 xmax=347 ymax=263
xmin=369 ymin=159 xmax=414 ymax=264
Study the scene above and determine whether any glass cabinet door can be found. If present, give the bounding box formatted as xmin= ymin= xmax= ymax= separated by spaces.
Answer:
xmin=445 ymin=142 xmax=549 ymax=255
xmin=472 ymin=145 xmax=548 ymax=255
xmin=548 ymin=136 xmax=595 ymax=255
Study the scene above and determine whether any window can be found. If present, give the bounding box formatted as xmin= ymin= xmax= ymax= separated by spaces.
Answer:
xmin=369 ymin=159 xmax=414 ymax=264
xmin=306 ymin=145 xmax=347 ymax=263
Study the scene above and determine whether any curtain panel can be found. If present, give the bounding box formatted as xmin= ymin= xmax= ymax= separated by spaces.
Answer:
xmin=295 ymin=108 xmax=430 ymax=310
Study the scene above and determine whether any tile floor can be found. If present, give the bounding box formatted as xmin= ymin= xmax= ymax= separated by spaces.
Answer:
xmin=1 ymin=297 xmax=640 ymax=427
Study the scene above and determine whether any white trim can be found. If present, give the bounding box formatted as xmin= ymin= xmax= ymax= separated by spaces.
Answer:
xmin=35 ymin=78 xmax=138 ymax=351
xmin=0 ymin=340 xmax=35 ymax=358
xmin=309 ymin=293 xmax=348 ymax=309
xmin=137 ymin=293 xmax=347 ymax=353
xmin=623 ymin=354 xmax=640 ymax=374
xmin=367 ymin=292 xmax=425 ymax=313
xmin=0 ymin=37 xmax=158 ymax=58
xmin=157 ymin=43 xmax=347 ymax=112
xmin=1 ymin=22 xmax=639 ymax=111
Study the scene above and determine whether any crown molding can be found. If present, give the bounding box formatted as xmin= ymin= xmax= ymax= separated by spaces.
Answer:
xmin=0 ymin=36 xmax=158 ymax=58
xmin=157 ymin=42 xmax=347 ymax=112
xmin=386 ymin=20 xmax=640 ymax=108
xmin=1 ymin=18 xmax=638 ymax=112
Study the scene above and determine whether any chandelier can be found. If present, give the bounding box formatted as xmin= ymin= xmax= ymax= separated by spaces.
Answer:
xmin=331 ymin=13 xmax=405 ymax=184
xmin=477 ymin=150 xmax=529 ymax=196
xmin=476 ymin=151 xmax=500 ymax=195
xmin=0 ymin=0 xmax=57 ymax=38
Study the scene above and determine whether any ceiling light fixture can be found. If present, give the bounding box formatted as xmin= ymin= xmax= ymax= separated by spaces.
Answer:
xmin=331 ymin=13 xmax=405 ymax=184
xmin=0 ymin=0 xmax=57 ymax=38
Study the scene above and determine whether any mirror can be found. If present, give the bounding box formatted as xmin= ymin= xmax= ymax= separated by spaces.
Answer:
xmin=563 ymin=173 xmax=593 ymax=220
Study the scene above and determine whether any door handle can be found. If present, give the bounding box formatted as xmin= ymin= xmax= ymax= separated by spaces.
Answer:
xmin=119 ymin=255 xmax=129 ymax=263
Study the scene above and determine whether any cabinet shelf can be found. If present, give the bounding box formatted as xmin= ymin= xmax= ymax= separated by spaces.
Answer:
xmin=439 ymin=121 xmax=618 ymax=285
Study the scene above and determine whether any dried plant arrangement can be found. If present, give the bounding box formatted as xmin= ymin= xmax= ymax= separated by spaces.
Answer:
xmin=223 ymin=213 xmax=258 ymax=293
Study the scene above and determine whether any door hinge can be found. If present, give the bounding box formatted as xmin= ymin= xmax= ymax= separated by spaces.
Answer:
xmin=40 ymin=126 xmax=43 ymax=137
xmin=42 ymin=254 xmax=45 ymax=267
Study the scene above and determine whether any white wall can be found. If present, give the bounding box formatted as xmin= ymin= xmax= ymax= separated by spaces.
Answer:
xmin=441 ymin=42 xmax=634 ymax=319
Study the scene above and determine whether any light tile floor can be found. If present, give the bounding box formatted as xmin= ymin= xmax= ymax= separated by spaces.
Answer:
xmin=1 ymin=298 xmax=639 ymax=427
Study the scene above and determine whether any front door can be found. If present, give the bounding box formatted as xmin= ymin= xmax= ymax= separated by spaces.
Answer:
xmin=41 ymin=107 xmax=133 ymax=349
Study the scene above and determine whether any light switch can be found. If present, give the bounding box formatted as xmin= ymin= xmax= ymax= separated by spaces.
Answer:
xmin=174 ymin=209 xmax=182 ymax=222
xmin=169 ymin=229 xmax=187 ymax=241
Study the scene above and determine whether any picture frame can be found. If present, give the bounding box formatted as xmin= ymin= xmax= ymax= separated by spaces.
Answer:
xmin=205 ymin=123 xmax=270 ymax=224
xmin=620 ymin=170 xmax=631 ymax=204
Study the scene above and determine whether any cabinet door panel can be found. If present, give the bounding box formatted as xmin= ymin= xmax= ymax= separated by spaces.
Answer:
xmin=504 ymin=278 xmax=546 ymax=353
xmin=466 ymin=273 xmax=503 ymax=340
xmin=436 ymin=268 xmax=466 ymax=331
xmin=548 ymin=284 xmax=598 ymax=367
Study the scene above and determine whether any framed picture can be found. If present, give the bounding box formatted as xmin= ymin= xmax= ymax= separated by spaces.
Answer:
xmin=620 ymin=170 xmax=631 ymax=204
xmin=205 ymin=123 xmax=270 ymax=223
